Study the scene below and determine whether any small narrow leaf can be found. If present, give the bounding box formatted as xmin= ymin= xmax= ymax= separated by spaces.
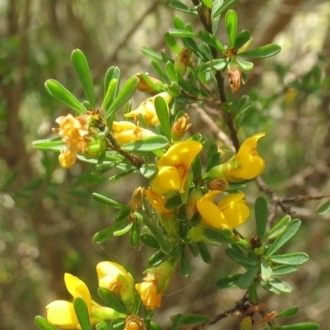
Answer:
xmin=121 ymin=135 xmax=169 ymax=152
xmin=97 ymin=288 xmax=128 ymax=314
xmin=239 ymin=44 xmax=281 ymax=58
xmin=34 ymin=316 xmax=58 ymax=330
xmin=268 ymin=252 xmax=309 ymax=266
xmin=180 ymin=248 xmax=191 ymax=278
xmin=272 ymin=265 xmax=298 ymax=276
xmin=130 ymin=220 xmax=140 ymax=247
xmin=264 ymin=215 xmax=291 ymax=240
xmin=149 ymin=250 xmax=168 ymax=266
xmin=171 ymin=313 xmax=210 ymax=328
xmin=279 ymin=323 xmax=320 ymax=330
xmin=141 ymin=47 xmax=163 ymax=61
xmin=105 ymin=76 xmax=139 ymax=118
xmin=238 ymin=265 xmax=260 ymax=289
xmin=225 ymin=9 xmax=238 ymax=47
xmin=215 ymin=274 xmax=242 ymax=289
xmin=104 ymin=66 xmax=121 ymax=96
xmin=237 ymin=58 xmax=254 ymax=71
xmin=154 ymin=95 xmax=172 ymax=141
xmin=169 ymin=1 xmax=200 ymax=15
xmin=235 ymin=30 xmax=251 ymax=50
xmin=151 ymin=60 xmax=171 ymax=83
xmin=276 ymin=306 xmax=299 ymax=318
xmin=92 ymin=193 xmax=125 ymax=209
xmin=255 ymin=196 xmax=268 ymax=238
xmin=140 ymin=234 xmax=160 ymax=249
xmin=71 ymin=49 xmax=95 ymax=107
xmin=212 ymin=0 xmax=238 ymax=18
xmin=268 ymin=278 xmax=292 ymax=293
xmin=92 ymin=220 xmax=128 ymax=244
xmin=144 ymin=219 xmax=172 ymax=254
xmin=169 ymin=28 xmax=197 ymax=38
xmin=316 ymin=199 xmax=330 ymax=215
xmin=197 ymin=241 xmax=212 ymax=264
xmin=33 ymin=138 xmax=64 ymax=151
xmin=45 ymin=79 xmax=86 ymax=114
xmin=102 ymin=78 xmax=119 ymax=111
xmin=260 ymin=257 xmax=272 ymax=281
xmin=73 ymin=297 xmax=92 ymax=330
xmin=266 ymin=219 xmax=301 ymax=256
xmin=164 ymin=32 xmax=181 ymax=53
xmin=165 ymin=60 xmax=179 ymax=83
xmin=225 ymin=248 xmax=257 ymax=267
xmin=198 ymin=30 xmax=225 ymax=52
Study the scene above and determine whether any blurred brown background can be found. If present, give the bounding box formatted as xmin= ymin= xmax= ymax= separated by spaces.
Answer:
xmin=0 ymin=0 xmax=329 ymax=329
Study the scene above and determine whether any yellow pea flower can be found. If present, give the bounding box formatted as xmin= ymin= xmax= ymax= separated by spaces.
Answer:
xmin=151 ymin=140 xmax=203 ymax=195
xmin=112 ymin=121 xmax=156 ymax=146
xmin=96 ymin=261 xmax=135 ymax=308
xmin=124 ymin=92 xmax=172 ymax=126
xmin=196 ymin=190 xmax=250 ymax=230
xmin=145 ymin=188 xmax=172 ymax=215
xmin=135 ymin=274 xmax=162 ymax=310
xmin=46 ymin=273 xmax=126 ymax=329
xmin=204 ymin=133 xmax=265 ymax=182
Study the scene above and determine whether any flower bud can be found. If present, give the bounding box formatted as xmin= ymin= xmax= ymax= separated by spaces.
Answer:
xmin=130 ymin=187 xmax=145 ymax=211
xmin=186 ymin=187 xmax=203 ymax=220
xmin=135 ymin=73 xmax=163 ymax=94
xmin=174 ymin=48 xmax=192 ymax=77
xmin=171 ymin=113 xmax=192 ymax=141
xmin=207 ymin=178 xmax=228 ymax=191
xmin=124 ymin=315 xmax=146 ymax=330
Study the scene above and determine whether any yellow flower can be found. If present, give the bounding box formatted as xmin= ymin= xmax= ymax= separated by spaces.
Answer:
xmin=135 ymin=274 xmax=162 ymax=310
xmin=151 ymin=140 xmax=203 ymax=195
xmin=54 ymin=113 xmax=106 ymax=168
xmin=204 ymin=133 xmax=265 ymax=182
xmin=112 ymin=121 xmax=156 ymax=146
xmin=96 ymin=261 xmax=135 ymax=308
xmin=124 ymin=92 xmax=172 ymax=126
xmin=196 ymin=190 xmax=250 ymax=230
xmin=145 ymin=188 xmax=172 ymax=215
xmin=46 ymin=273 xmax=125 ymax=329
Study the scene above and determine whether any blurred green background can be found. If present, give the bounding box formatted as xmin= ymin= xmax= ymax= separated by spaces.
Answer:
xmin=0 ymin=0 xmax=329 ymax=329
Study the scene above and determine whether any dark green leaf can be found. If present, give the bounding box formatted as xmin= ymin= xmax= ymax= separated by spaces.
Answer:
xmin=74 ymin=297 xmax=92 ymax=330
xmin=268 ymin=278 xmax=292 ymax=293
xmin=165 ymin=60 xmax=179 ymax=83
xmin=225 ymin=9 xmax=238 ymax=47
xmin=268 ymin=252 xmax=309 ymax=266
xmin=102 ymin=78 xmax=119 ymax=111
xmin=71 ymin=49 xmax=95 ymax=107
xmin=169 ymin=1 xmax=200 ymax=15
xmin=105 ymin=76 xmax=139 ymax=118
xmin=235 ymin=30 xmax=251 ymax=50
xmin=169 ymin=28 xmax=197 ymax=38
xmin=113 ymin=207 xmax=131 ymax=222
xmin=97 ymin=288 xmax=128 ymax=314
xmin=130 ymin=221 xmax=140 ymax=247
xmin=140 ymin=234 xmax=160 ymax=249
xmin=171 ymin=313 xmax=210 ymax=329
xmin=276 ymin=306 xmax=299 ymax=318
xmin=239 ymin=44 xmax=281 ymax=58
xmin=151 ymin=60 xmax=170 ymax=83
xmin=197 ymin=241 xmax=212 ymax=264
xmin=316 ymin=199 xmax=330 ymax=215
xmin=225 ymin=248 xmax=257 ymax=267
xmin=121 ymin=135 xmax=169 ymax=152
xmin=201 ymin=59 xmax=228 ymax=72
xmin=144 ymin=219 xmax=171 ymax=254
xmin=109 ymin=169 xmax=136 ymax=182
xmin=34 ymin=316 xmax=58 ymax=330
xmin=92 ymin=193 xmax=125 ymax=209
xmin=45 ymin=79 xmax=86 ymax=114
xmin=255 ymin=196 xmax=268 ymax=238
xmin=92 ymin=220 xmax=128 ymax=244
xmin=173 ymin=15 xmax=185 ymax=30
xmin=215 ymin=274 xmax=242 ymax=289
xmin=212 ymin=0 xmax=238 ymax=18
xmin=154 ymin=95 xmax=172 ymax=141
xmin=180 ymin=248 xmax=191 ymax=278
xmin=148 ymin=250 xmax=168 ymax=267
xmin=266 ymin=219 xmax=301 ymax=256
xmin=272 ymin=265 xmax=298 ymax=276
xmin=237 ymin=265 xmax=260 ymax=289
xmin=164 ymin=32 xmax=181 ymax=53
xmin=204 ymin=227 xmax=236 ymax=244
xmin=104 ymin=66 xmax=121 ymax=97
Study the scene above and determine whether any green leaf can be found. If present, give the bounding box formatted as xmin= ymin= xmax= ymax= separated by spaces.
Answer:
xmin=197 ymin=241 xmax=212 ymax=264
xmin=198 ymin=30 xmax=225 ymax=52
xmin=165 ymin=60 xmax=179 ymax=83
xmin=215 ymin=274 xmax=242 ymax=289
xmin=148 ymin=250 xmax=168 ymax=267
xmin=169 ymin=1 xmax=199 ymax=15
xmin=121 ymin=135 xmax=169 ymax=152
xmin=164 ymin=32 xmax=181 ymax=53
xmin=239 ymin=43 xmax=281 ymax=58
xmin=144 ymin=219 xmax=172 ymax=254
xmin=266 ymin=219 xmax=301 ymax=256
xmin=264 ymin=215 xmax=291 ymax=240
xmin=32 ymin=137 xmax=64 ymax=151
xmin=212 ymin=0 xmax=238 ymax=18
xmin=260 ymin=257 xmax=272 ymax=281
xmin=201 ymin=59 xmax=228 ymax=72
xmin=97 ymin=288 xmax=128 ymax=314
xmin=171 ymin=313 xmax=210 ymax=329
xmin=45 ymin=79 xmax=86 ymax=114
xmin=130 ymin=220 xmax=140 ymax=247
xmin=113 ymin=223 xmax=133 ymax=236
xmin=316 ymin=199 xmax=330 ymax=215
xmin=92 ymin=193 xmax=125 ymax=209
xmin=225 ymin=248 xmax=257 ymax=267
xmin=238 ymin=264 xmax=260 ymax=289
xmin=279 ymin=323 xmax=320 ymax=330
xmin=105 ymin=76 xmax=139 ymax=118
xmin=225 ymin=9 xmax=238 ymax=47
xmin=104 ymin=66 xmax=121 ymax=97
xmin=235 ymin=30 xmax=251 ymax=50
xmin=34 ymin=316 xmax=58 ymax=330
xmin=168 ymin=28 xmax=197 ymax=38
xmin=154 ymin=95 xmax=172 ymax=141
xmin=255 ymin=196 xmax=268 ymax=238
xmin=74 ymin=297 xmax=92 ymax=330
xmin=141 ymin=47 xmax=163 ymax=61
xmin=272 ymin=265 xmax=298 ymax=276
xmin=140 ymin=163 xmax=157 ymax=178
xmin=237 ymin=58 xmax=254 ymax=71
xmin=268 ymin=278 xmax=292 ymax=293
xmin=201 ymin=0 xmax=212 ymax=8
xmin=203 ymin=227 xmax=236 ymax=244
xmin=71 ymin=49 xmax=95 ymax=107
xmin=151 ymin=60 xmax=171 ymax=83
xmin=92 ymin=220 xmax=128 ymax=244
xmin=140 ymin=234 xmax=160 ymax=249
xmin=180 ymin=248 xmax=191 ymax=278
xmin=276 ymin=306 xmax=299 ymax=318
xmin=113 ymin=207 xmax=131 ymax=222
xmin=268 ymin=252 xmax=309 ymax=266
xmin=102 ymin=78 xmax=119 ymax=111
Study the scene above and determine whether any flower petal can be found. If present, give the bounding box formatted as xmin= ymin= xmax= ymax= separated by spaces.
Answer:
xmin=197 ymin=200 xmax=227 ymax=229
xmin=46 ymin=300 xmax=78 ymax=329
xmin=151 ymin=166 xmax=182 ymax=195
